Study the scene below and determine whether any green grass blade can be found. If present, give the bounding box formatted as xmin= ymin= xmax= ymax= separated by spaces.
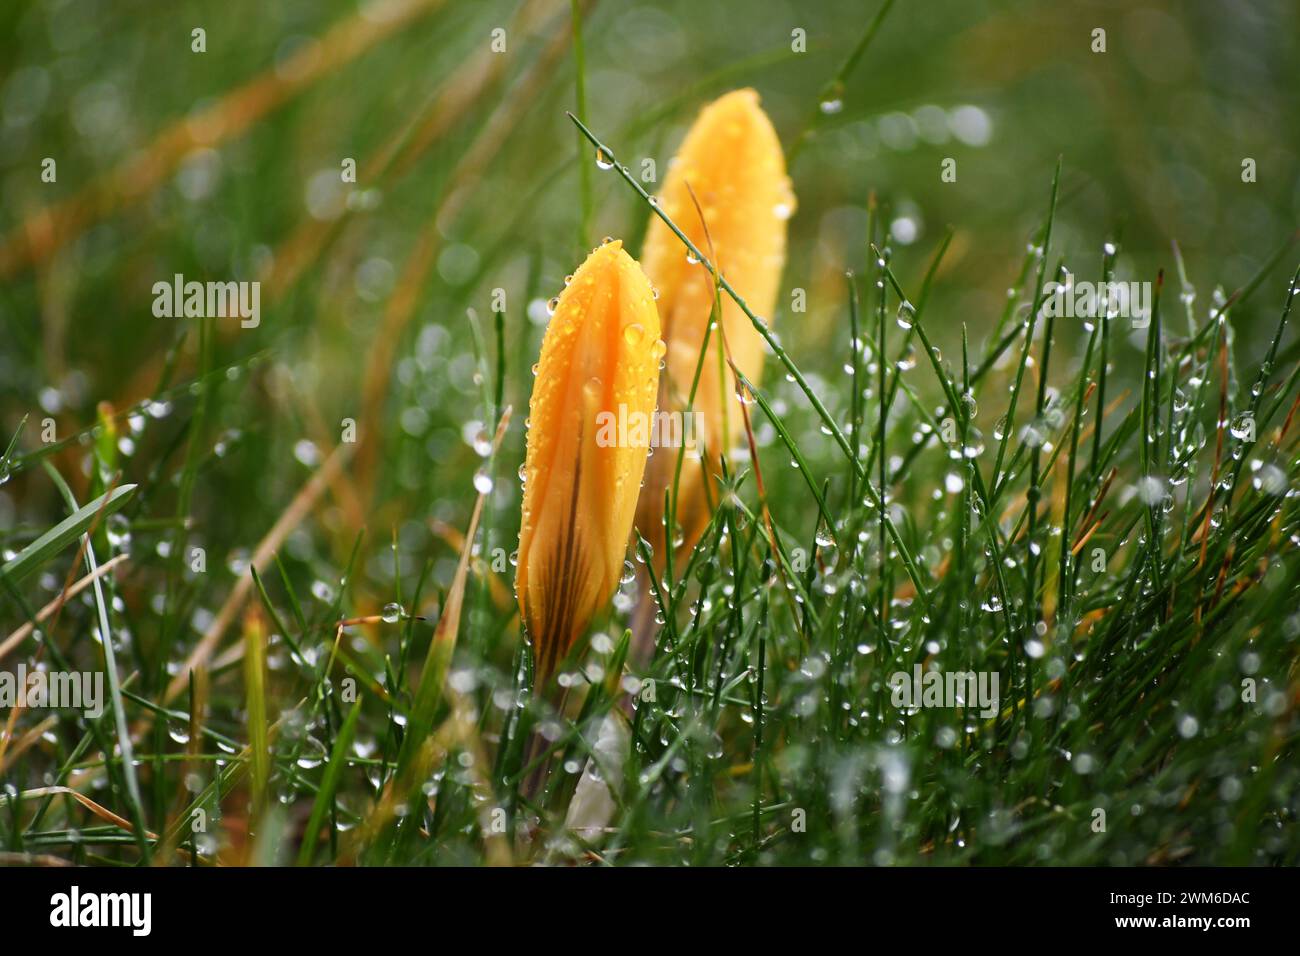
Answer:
xmin=0 ymin=484 xmax=137 ymax=586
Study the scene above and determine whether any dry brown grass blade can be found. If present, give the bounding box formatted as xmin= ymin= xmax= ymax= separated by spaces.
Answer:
xmin=1275 ymin=379 xmax=1300 ymax=447
xmin=0 ymin=716 xmax=58 ymax=776
xmin=430 ymin=518 xmax=514 ymax=610
xmin=1074 ymin=467 xmax=1118 ymax=550
xmin=0 ymin=0 xmax=448 ymax=280
xmin=6 ymin=785 xmax=160 ymax=840
xmin=1071 ymin=514 xmax=1107 ymax=557
xmin=0 ymin=553 xmax=129 ymax=665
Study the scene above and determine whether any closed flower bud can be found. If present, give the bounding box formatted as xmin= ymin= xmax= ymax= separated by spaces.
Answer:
xmin=516 ymin=240 xmax=663 ymax=683
xmin=635 ymin=88 xmax=794 ymax=568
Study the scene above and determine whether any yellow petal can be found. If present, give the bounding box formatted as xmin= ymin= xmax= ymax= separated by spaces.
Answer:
xmin=635 ymin=88 xmax=794 ymax=565
xmin=516 ymin=240 xmax=662 ymax=682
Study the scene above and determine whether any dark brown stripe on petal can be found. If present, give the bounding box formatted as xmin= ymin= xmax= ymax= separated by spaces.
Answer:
xmin=539 ymin=428 xmax=587 ymax=682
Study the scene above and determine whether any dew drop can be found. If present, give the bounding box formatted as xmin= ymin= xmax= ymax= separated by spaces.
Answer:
xmin=896 ymin=301 xmax=916 ymax=330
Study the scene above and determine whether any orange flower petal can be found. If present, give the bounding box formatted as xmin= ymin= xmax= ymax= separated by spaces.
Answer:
xmin=635 ymin=88 xmax=794 ymax=564
xmin=517 ymin=240 xmax=662 ymax=682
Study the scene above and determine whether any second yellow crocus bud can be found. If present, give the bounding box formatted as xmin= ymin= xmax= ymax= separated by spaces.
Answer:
xmin=634 ymin=88 xmax=794 ymax=569
xmin=516 ymin=240 xmax=663 ymax=683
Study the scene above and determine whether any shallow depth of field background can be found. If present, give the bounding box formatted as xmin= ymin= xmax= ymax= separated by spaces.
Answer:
xmin=1 ymin=0 xmax=1298 ymax=865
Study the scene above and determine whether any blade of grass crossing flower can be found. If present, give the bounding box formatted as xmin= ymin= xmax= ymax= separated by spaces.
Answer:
xmin=567 ymin=113 xmax=931 ymax=609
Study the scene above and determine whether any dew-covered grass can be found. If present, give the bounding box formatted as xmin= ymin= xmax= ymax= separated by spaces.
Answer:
xmin=1 ymin=0 xmax=1298 ymax=867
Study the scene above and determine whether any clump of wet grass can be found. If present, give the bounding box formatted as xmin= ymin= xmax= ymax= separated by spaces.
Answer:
xmin=1 ymin=0 xmax=1299 ymax=867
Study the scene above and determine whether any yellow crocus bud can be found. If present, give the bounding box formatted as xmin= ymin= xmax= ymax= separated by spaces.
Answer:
xmin=516 ymin=240 xmax=663 ymax=684
xmin=635 ymin=88 xmax=794 ymax=571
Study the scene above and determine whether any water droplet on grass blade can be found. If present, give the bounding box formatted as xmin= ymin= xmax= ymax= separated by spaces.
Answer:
xmin=1253 ymin=463 xmax=1287 ymax=496
xmin=896 ymin=301 xmax=915 ymax=329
